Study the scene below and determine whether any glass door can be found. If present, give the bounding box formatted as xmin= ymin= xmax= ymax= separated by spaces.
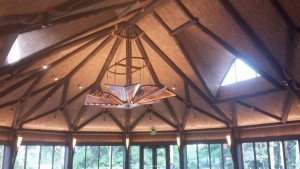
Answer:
xmin=141 ymin=146 xmax=167 ymax=169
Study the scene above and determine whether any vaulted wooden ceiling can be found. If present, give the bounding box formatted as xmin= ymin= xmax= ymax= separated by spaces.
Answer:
xmin=0 ymin=0 xmax=300 ymax=136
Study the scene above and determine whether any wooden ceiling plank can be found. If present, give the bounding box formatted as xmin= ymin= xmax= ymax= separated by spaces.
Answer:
xmin=216 ymin=88 xmax=282 ymax=104
xmin=220 ymin=0 xmax=284 ymax=77
xmin=152 ymin=12 xmax=215 ymax=99
xmin=135 ymin=34 xmax=181 ymax=130
xmin=0 ymin=25 xmax=114 ymax=77
xmin=236 ymin=101 xmax=282 ymax=121
xmin=21 ymin=108 xmax=57 ymax=126
xmin=0 ymin=71 xmax=43 ymax=98
xmin=91 ymin=36 xmax=123 ymax=92
xmin=22 ymin=73 xmax=45 ymax=98
xmin=75 ymin=110 xmax=105 ymax=132
xmin=282 ymin=92 xmax=294 ymax=123
xmin=174 ymin=0 xmax=283 ymax=90
xmin=127 ymin=0 xmax=166 ymax=25
xmin=17 ymin=82 xmax=64 ymax=125
xmin=72 ymin=105 xmax=88 ymax=129
xmin=175 ymin=95 xmax=227 ymax=125
xmin=138 ymin=29 xmax=233 ymax=125
xmin=152 ymin=110 xmax=177 ymax=130
xmin=270 ymin=0 xmax=300 ymax=33
xmin=108 ymin=111 xmax=126 ymax=133
xmin=130 ymin=111 xmax=146 ymax=132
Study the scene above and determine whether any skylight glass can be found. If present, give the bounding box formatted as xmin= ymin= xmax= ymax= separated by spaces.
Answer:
xmin=221 ymin=59 xmax=260 ymax=86
xmin=6 ymin=39 xmax=21 ymax=64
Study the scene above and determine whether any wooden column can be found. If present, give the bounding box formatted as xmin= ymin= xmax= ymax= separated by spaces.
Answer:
xmin=66 ymin=134 xmax=74 ymax=169
xmin=230 ymin=127 xmax=243 ymax=169
xmin=178 ymin=133 xmax=184 ymax=169
xmin=9 ymin=130 xmax=18 ymax=169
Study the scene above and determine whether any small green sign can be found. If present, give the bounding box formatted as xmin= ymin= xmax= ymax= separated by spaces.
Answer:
xmin=151 ymin=129 xmax=156 ymax=135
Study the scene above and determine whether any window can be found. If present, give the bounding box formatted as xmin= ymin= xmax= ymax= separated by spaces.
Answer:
xmin=221 ymin=59 xmax=260 ymax=86
xmin=242 ymin=140 xmax=300 ymax=169
xmin=170 ymin=145 xmax=180 ymax=169
xmin=0 ymin=145 xmax=4 ymax=169
xmin=73 ymin=146 xmax=125 ymax=169
xmin=129 ymin=146 xmax=140 ymax=169
xmin=14 ymin=145 xmax=65 ymax=169
xmin=185 ymin=143 xmax=233 ymax=169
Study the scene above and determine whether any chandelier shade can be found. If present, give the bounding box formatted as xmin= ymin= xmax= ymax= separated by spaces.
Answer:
xmin=85 ymin=84 xmax=175 ymax=109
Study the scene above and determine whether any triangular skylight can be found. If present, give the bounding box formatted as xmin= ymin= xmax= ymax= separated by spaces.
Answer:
xmin=221 ymin=59 xmax=260 ymax=86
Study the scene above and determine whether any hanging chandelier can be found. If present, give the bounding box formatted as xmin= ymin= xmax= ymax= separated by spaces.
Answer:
xmin=85 ymin=26 xmax=175 ymax=109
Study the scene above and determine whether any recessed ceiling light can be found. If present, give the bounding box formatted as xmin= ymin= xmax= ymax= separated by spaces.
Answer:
xmin=172 ymin=87 xmax=176 ymax=90
xmin=54 ymin=77 xmax=58 ymax=81
xmin=78 ymin=85 xmax=83 ymax=89
xmin=42 ymin=65 xmax=48 ymax=69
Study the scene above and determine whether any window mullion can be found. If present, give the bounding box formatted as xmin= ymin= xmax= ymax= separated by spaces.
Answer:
xmin=282 ymin=141 xmax=287 ymax=169
xmin=253 ymin=143 xmax=257 ymax=169
xmin=51 ymin=146 xmax=54 ymax=169
xmin=208 ymin=144 xmax=211 ymax=169
xmin=38 ymin=146 xmax=42 ymax=169
xmin=221 ymin=144 xmax=224 ymax=169
xmin=24 ymin=146 xmax=28 ymax=169
xmin=196 ymin=144 xmax=199 ymax=169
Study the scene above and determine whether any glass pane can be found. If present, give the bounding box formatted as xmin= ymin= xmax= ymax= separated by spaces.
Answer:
xmin=223 ymin=144 xmax=233 ymax=169
xmin=269 ymin=141 xmax=284 ymax=169
xmin=235 ymin=59 xmax=256 ymax=82
xmin=73 ymin=146 xmax=86 ymax=169
xmin=40 ymin=146 xmax=53 ymax=169
xmin=99 ymin=146 xmax=110 ymax=169
xmin=53 ymin=146 xmax=65 ymax=169
xmin=221 ymin=61 xmax=237 ymax=86
xmin=156 ymin=148 xmax=166 ymax=169
xmin=86 ymin=146 xmax=99 ymax=169
xmin=129 ymin=146 xmax=140 ymax=169
xmin=242 ymin=143 xmax=255 ymax=169
xmin=198 ymin=144 xmax=210 ymax=169
xmin=170 ymin=145 xmax=180 ymax=169
xmin=284 ymin=140 xmax=300 ymax=169
xmin=26 ymin=146 xmax=40 ymax=169
xmin=210 ymin=144 xmax=223 ymax=169
xmin=0 ymin=145 xmax=4 ymax=169
xmin=255 ymin=142 xmax=269 ymax=169
xmin=143 ymin=147 xmax=153 ymax=169
xmin=112 ymin=146 xmax=124 ymax=169
xmin=186 ymin=144 xmax=197 ymax=169
xmin=14 ymin=145 xmax=26 ymax=169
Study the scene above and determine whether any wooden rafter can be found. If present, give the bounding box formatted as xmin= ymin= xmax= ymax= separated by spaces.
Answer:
xmin=0 ymin=26 xmax=114 ymax=77
xmin=175 ymin=95 xmax=227 ymax=125
xmin=181 ymin=83 xmax=190 ymax=130
xmin=130 ymin=111 xmax=146 ymax=132
xmin=174 ymin=0 xmax=283 ymax=89
xmin=152 ymin=110 xmax=177 ymax=130
xmin=152 ymin=12 xmax=215 ymax=100
xmin=282 ymin=92 xmax=294 ymax=123
xmin=72 ymin=36 xmax=120 ymax=129
xmin=107 ymin=111 xmax=126 ymax=133
xmin=75 ymin=110 xmax=105 ymax=132
xmin=236 ymin=101 xmax=282 ymax=121
xmin=135 ymin=37 xmax=181 ymax=130
xmin=137 ymin=27 xmax=233 ymax=125
xmin=270 ymin=0 xmax=300 ymax=33
xmin=21 ymin=108 xmax=57 ymax=125
xmin=60 ymin=80 xmax=72 ymax=131
xmin=220 ymin=0 xmax=284 ymax=78
xmin=231 ymin=102 xmax=237 ymax=127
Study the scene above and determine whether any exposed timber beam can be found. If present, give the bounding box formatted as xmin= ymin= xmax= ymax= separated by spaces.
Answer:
xmin=220 ymin=0 xmax=284 ymax=77
xmin=75 ymin=110 xmax=105 ymax=132
xmin=137 ymin=27 xmax=233 ymax=125
xmin=152 ymin=12 xmax=215 ymax=100
xmin=231 ymin=102 xmax=237 ymax=127
xmin=91 ymin=36 xmax=123 ymax=92
xmin=22 ymin=108 xmax=58 ymax=125
xmin=19 ymin=34 xmax=113 ymax=125
xmin=236 ymin=101 xmax=282 ymax=121
xmin=175 ymin=95 xmax=227 ymax=125
xmin=135 ymin=36 xmax=182 ymax=129
xmin=72 ymin=105 xmax=88 ymax=129
xmin=170 ymin=20 xmax=196 ymax=36
xmin=60 ymin=80 xmax=72 ymax=131
xmin=127 ymin=0 xmax=166 ymax=25
xmin=108 ymin=111 xmax=126 ymax=133
xmin=130 ymin=111 xmax=146 ymax=132
xmin=174 ymin=0 xmax=284 ymax=89
xmin=152 ymin=111 xmax=178 ymax=130
xmin=17 ymin=82 xmax=64 ymax=125
xmin=270 ymin=0 xmax=300 ymax=33
xmin=282 ymin=92 xmax=294 ymax=123
xmin=0 ymin=25 xmax=114 ymax=77
xmin=22 ymin=83 xmax=94 ymax=125
xmin=182 ymin=83 xmax=191 ymax=130
xmin=216 ymin=88 xmax=282 ymax=104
